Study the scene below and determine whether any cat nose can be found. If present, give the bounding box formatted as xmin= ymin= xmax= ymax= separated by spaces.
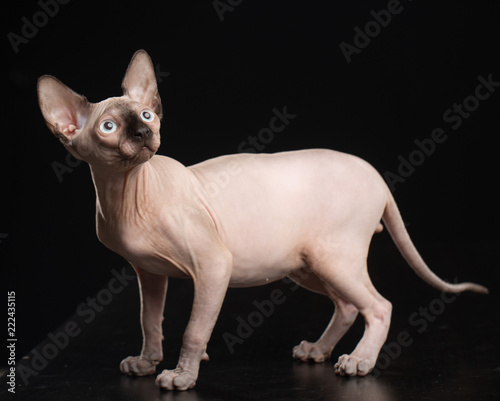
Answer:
xmin=134 ymin=125 xmax=151 ymax=139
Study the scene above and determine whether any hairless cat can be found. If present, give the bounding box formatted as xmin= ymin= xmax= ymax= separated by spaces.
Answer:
xmin=37 ymin=50 xmax=488 ymax=390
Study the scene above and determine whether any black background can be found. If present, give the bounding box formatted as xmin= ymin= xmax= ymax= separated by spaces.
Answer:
xmin=3 ymin=0 xmax=499 ymax=370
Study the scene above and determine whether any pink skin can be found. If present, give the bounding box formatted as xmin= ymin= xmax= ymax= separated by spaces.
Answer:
xmin=37 ymin=50 xmax=488 ymax=391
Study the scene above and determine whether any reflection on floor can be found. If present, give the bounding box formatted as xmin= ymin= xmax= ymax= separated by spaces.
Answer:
xmin=4 ymin=241 xmax=500 ymax=400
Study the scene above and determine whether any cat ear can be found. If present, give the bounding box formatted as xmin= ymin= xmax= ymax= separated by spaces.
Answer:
xmin=122 ymin=50 xmax=162 ymax=119
xmin=37 ymin=75 xmax=91 ymax=145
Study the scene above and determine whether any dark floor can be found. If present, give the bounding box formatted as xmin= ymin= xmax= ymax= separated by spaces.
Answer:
xmin=3 ymin=241 xmax=500 ymax=400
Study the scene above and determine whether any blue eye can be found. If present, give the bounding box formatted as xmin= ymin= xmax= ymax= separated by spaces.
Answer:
xmin=141 ymin=110 xmax=154 ymax=122
xmin=99 ymin=119 xmax=118 ymax=134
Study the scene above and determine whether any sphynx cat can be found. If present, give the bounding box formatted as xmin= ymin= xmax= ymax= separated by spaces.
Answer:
xmin=37 ymin=50 xmax=488 ymax=390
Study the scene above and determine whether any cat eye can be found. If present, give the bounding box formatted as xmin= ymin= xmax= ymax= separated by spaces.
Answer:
xmin=99 ymin=119 xmax=118 ymax=134
xmin=140 ymin=109 xmax=155 ymax=123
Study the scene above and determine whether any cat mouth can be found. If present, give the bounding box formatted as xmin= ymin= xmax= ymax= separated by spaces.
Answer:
xmin=141 ymin=142 xmax=159 ymax=154
xmin=137 ymin=136 xmax=160 ymax=155
xmin=119 ymin=135 xmax=160 ymax=164
xmin=136 ymin=146 xmax=155 ymax=158
xmin=134 ymin=142 xmax=159 ymax=162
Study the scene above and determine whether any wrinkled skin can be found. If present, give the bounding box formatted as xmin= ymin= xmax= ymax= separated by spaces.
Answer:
xmin=37 ymin=50 xmax=488 ymax=390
